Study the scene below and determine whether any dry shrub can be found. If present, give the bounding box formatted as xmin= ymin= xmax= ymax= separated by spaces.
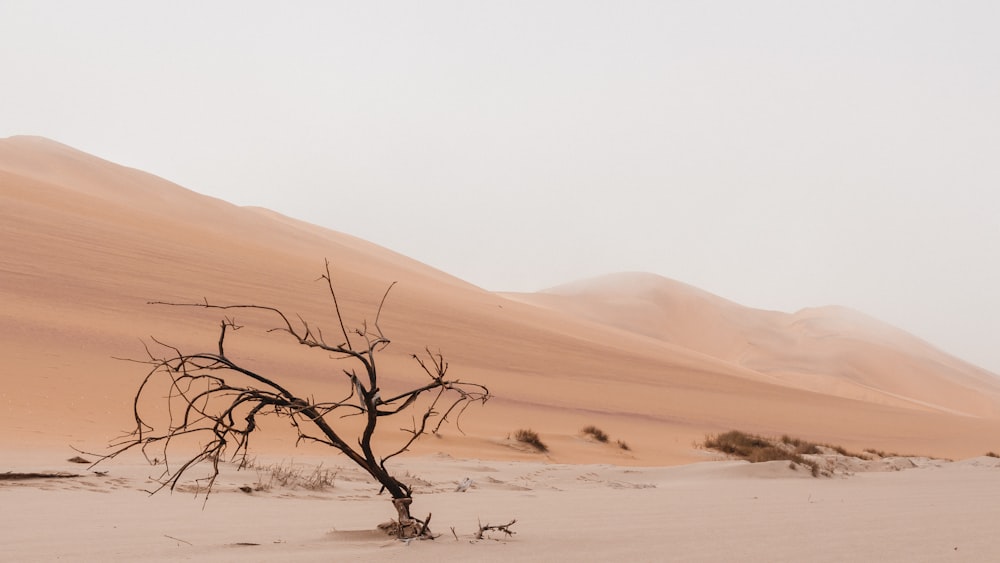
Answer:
xmin=581 ymin=425 xmax=610 ymax=443
xmin=514 ymin=429 xmax=548 ymax=453
xmin=616 ymin=439 xmax=631 ymax=451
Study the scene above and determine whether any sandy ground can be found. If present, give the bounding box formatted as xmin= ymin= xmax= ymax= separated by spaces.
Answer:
xmin=4 ymin=448 xmax=1000 ymax=562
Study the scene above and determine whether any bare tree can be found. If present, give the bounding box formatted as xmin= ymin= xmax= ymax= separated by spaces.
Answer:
xmin=99 ymin=261 xmax=490 ymax=539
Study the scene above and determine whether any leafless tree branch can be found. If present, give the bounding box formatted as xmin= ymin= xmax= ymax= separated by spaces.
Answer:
xmin=93 ymin=262 xmax=490 ymax=538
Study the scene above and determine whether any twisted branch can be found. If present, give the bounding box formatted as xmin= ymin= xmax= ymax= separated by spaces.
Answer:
xmin=94 ymin=262 xmax=490 ymax=538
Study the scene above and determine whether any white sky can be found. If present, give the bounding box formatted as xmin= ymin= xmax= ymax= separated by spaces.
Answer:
xmin=2 ymin=1 xmax=998 ymax=373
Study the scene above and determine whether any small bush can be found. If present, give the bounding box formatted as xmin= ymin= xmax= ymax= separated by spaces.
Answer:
xmin=582 ymin=425 xmax=610 ymax=443
xmin=986 ymin=451 xmax=1000 ymax=458
xmin=616 ymin=439 xmax=631 ymax=451
xmin=514 ymin=429 xmax=548 ymax=453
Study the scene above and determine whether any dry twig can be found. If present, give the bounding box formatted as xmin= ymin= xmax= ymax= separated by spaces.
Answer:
xmin=475 ymin=518 xmax=517 ymax=539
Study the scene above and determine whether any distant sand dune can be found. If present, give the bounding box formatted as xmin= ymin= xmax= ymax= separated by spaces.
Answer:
xmin=509 ymin=271 xmax=1000 ymax=418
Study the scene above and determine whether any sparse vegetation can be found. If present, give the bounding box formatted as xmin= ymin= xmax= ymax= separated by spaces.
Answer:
xmin=705 ymin=430 xmax=826 ymax=477
xmin=780 ymin=434 xmax=821 ymax=455
xmin=986 ymin=451 xmax=1000 ymax=458
xmin=582 ymin=425 xmax=610 ymax=443
xmin=828 ymin=444 xmax=868 ymax=459
xmin=864 ymin=448 xmax=909 ymax=458
xmin=707 ymin=430 xmax=772 ymax=458
xmin=706 ymin=430 xmax=934 ymax=478
xmin=247 ymin=461 xmax=338 ymax=492
xmin=581 ymin=425 xmax=632 ymax=452
xmin=514 ymin=429 xmax=548 ymax=453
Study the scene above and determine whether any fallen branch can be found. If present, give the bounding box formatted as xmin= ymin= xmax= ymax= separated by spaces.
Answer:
xmin=163 ymin=534 xmax=193 ymax=546
xmin=0 ymin=472 xmax=80 ymax=481
xmin=475 ymin=518 xmax=517 ymax=539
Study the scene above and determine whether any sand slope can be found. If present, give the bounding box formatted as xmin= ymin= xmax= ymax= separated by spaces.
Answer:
xmin=2 ymin=135 xmax=1000 ymax=464
xmin=509 ymin=272 xmax=1000 ymax=417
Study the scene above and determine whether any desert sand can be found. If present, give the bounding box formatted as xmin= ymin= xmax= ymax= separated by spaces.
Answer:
xmin=5 ymin=448 xmax=1000 ymax=562
xmin=3 ymin=135 xmax=1000 ymax=561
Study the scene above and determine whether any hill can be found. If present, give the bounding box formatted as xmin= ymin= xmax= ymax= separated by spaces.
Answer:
xmin=3 ymin=136 xmax=999 ymax=463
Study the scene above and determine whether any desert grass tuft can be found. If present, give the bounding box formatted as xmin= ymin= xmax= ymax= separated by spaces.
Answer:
xmin=616 ymin=439 xmax=631 ymax=451
xmin=581 ymin=425 xmax=610 ymax=443
xmin=514 ymin=429 xmax=548 ymax=453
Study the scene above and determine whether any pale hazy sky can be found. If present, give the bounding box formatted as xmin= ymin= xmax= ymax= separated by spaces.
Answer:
xmin=2 ymin=1 xmax=998 ymax=373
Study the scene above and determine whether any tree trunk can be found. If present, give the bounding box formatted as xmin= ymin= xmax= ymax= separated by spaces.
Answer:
xmin=392 ymin=497 xmax=421 ymax=538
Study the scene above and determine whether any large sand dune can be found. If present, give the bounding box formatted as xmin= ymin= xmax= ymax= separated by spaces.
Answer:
xmin=3 ymin=135 xmax=1000 ymax=464
xmin=5 ymin=136 xmax=1000 ymax=561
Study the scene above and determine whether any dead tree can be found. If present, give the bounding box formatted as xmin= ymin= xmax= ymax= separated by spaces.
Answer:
xmin=99 ymin=261 xmax=490 ymax=539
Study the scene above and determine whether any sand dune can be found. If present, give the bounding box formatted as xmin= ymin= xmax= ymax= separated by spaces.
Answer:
xmin=510 ymin=271 xmax=1000 ymax=417
xmin=5 ymin=136 xmax=1000 ymax=561
xmin=2 ymin=135 xmax=999 ymax=465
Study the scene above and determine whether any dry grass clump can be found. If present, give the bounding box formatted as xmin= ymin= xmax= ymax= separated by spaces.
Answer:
xmin=581 ymin=425 xmax=610 ymax=443
xmin=863 ymin=447 xmax=935 ymax=460
xmin=782 ymin=434 xmax=871 ymax=459
xmin=247 ymin=461 xmax=338 ymax=492
xmin=779 ymin=434 xmax=821 ymax=455
xmin=581 ymin=425 xmax=633 ymax=452
xmin=707 ymin=431 xmax=946 ymax=477
xmin=705 ymin=430 xmax=822 ymax=476
xmin=514 ymin=429 xmax=548 ymax=453
xmin=706 ymin=430 xmax=768 ymax=456
xmin=986 ymin=451 xmax=1000 ymax=458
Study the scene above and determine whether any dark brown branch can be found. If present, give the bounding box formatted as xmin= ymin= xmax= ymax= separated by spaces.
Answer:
xmin=476 ymin=519 xmax=517 ymax=540
xmin=319 ymin=258 xmax=353 ymax=351
xmin=373 ymin=281 xmax=396 ymax=338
